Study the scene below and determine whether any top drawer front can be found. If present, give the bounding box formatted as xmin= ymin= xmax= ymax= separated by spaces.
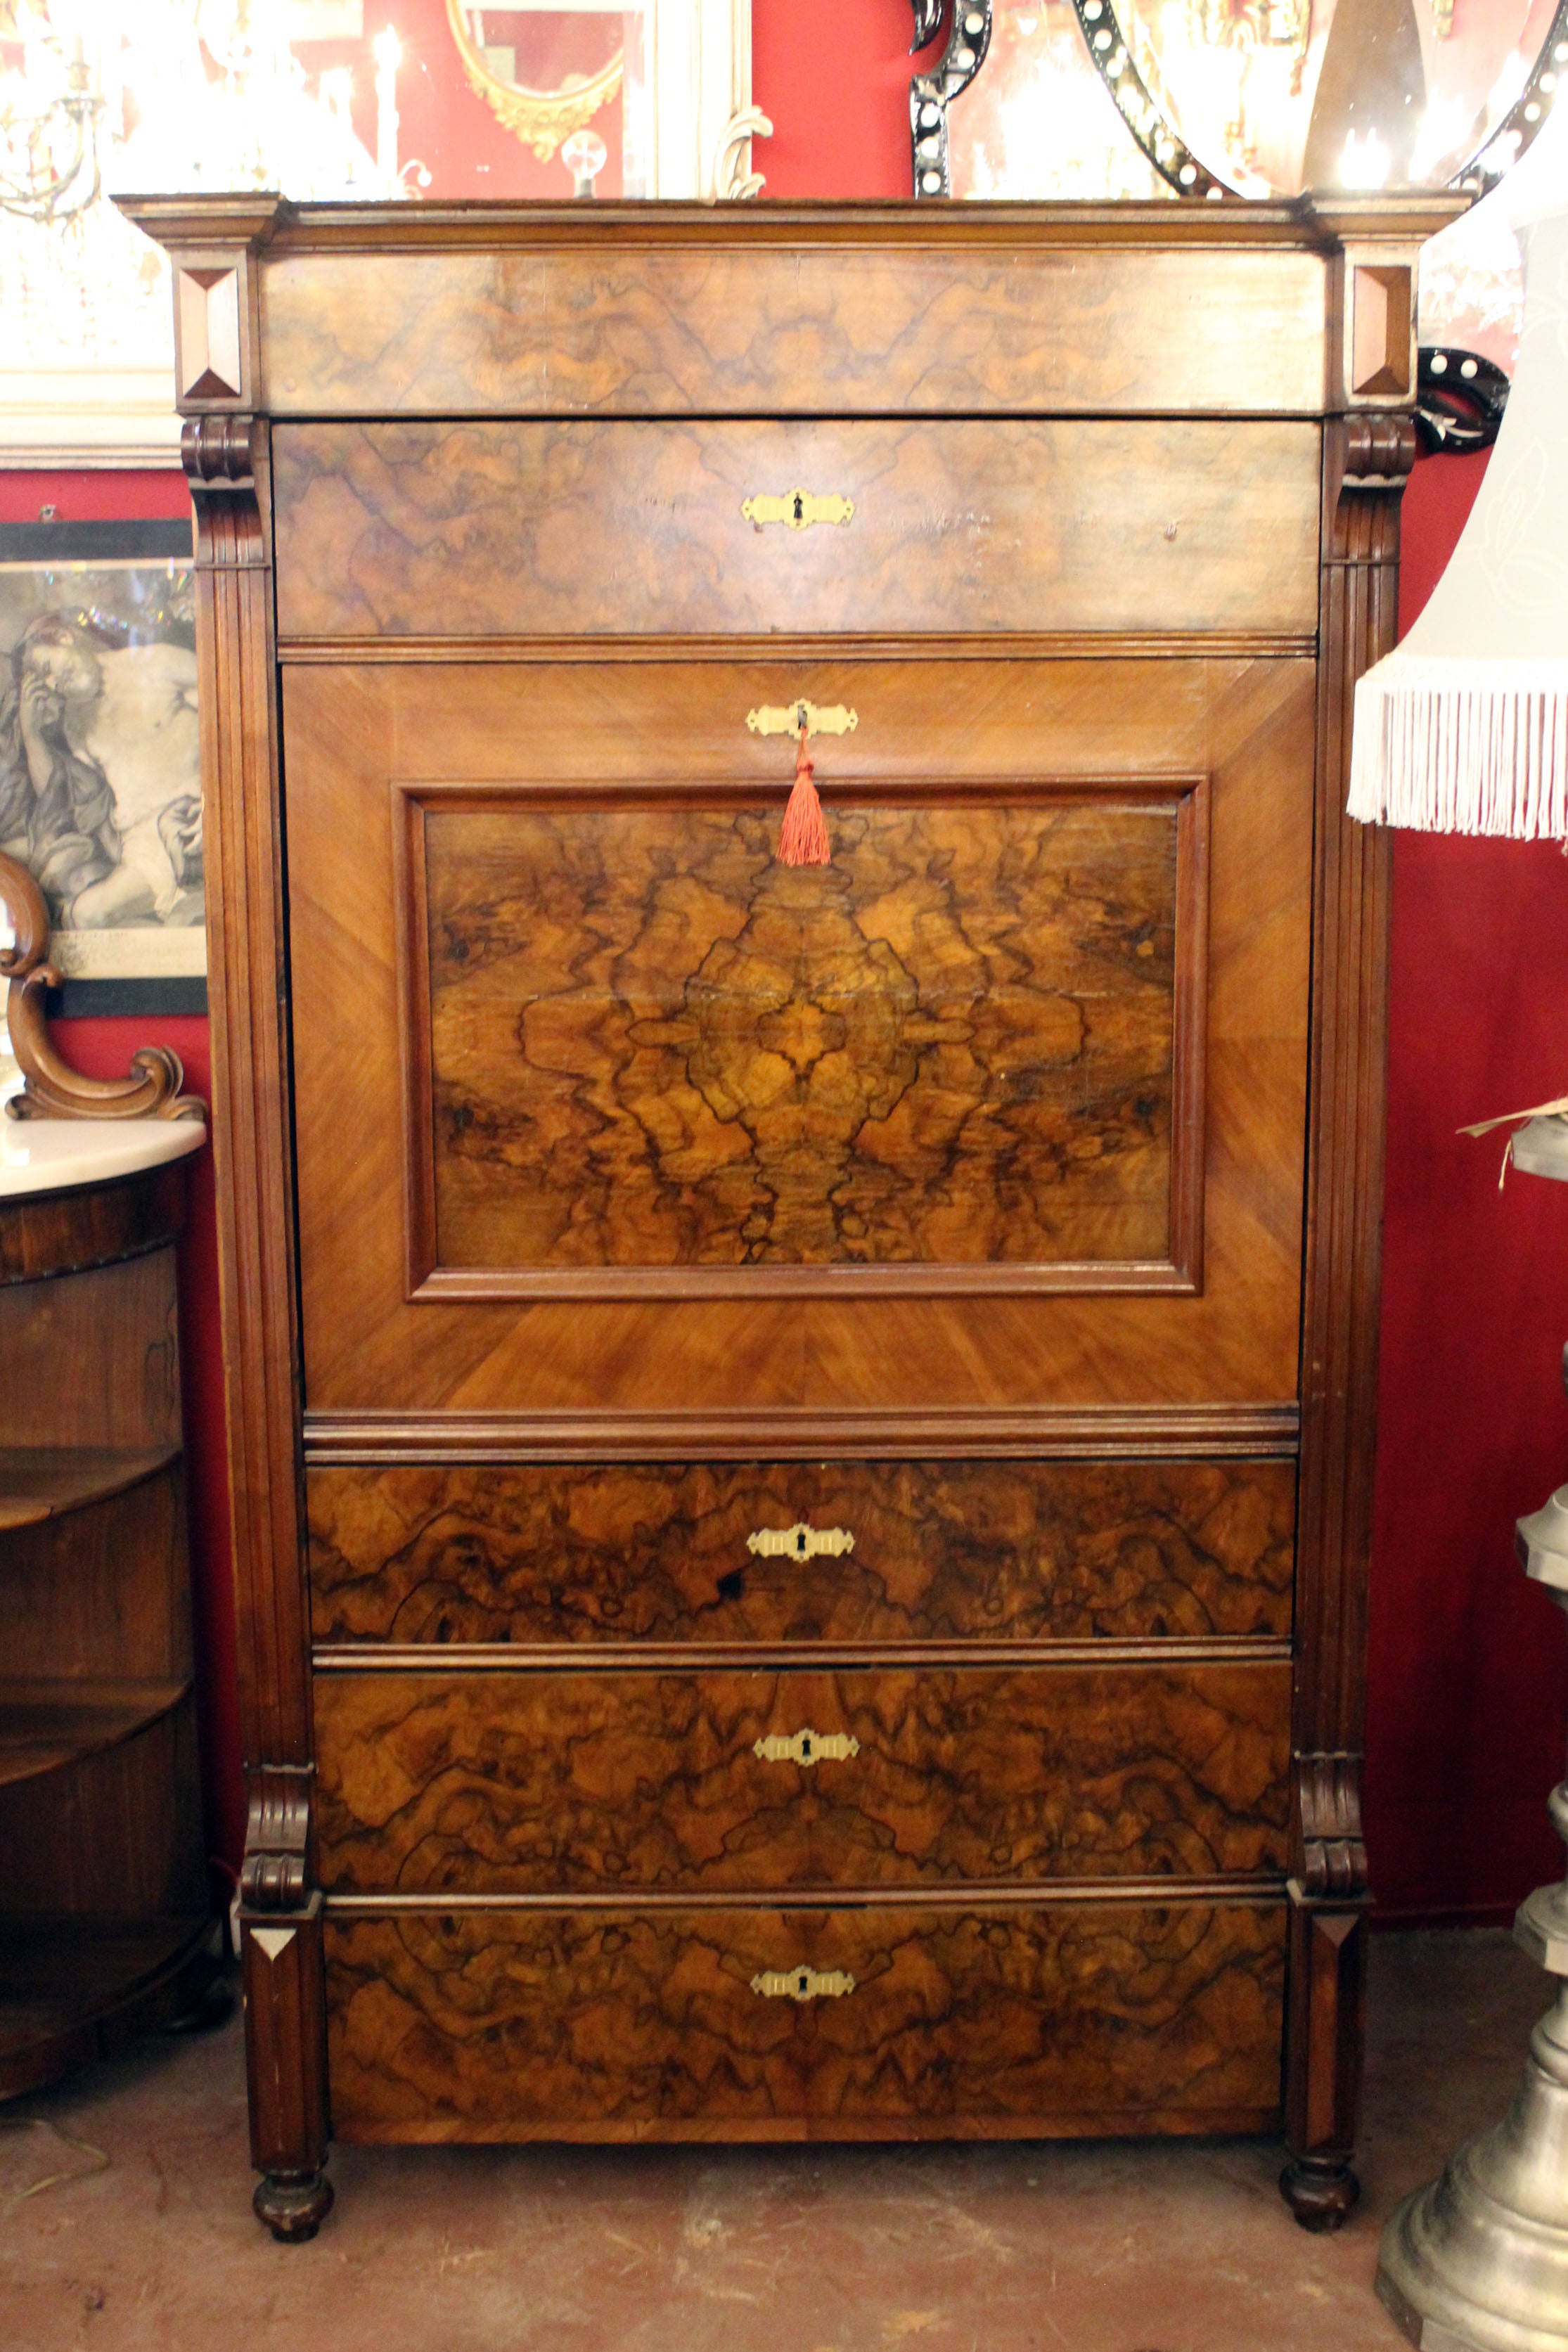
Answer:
xmin=271 ymin=418 xmax=1321 ymax=642
xmin=261 ymin=240 xmax=1328 ymax=420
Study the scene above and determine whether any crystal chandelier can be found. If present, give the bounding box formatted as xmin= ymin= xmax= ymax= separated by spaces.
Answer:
xmin=0 ymin=6 xmax=105 ymax=224
xmin=0 ymin=0 xmax=418 ymax=230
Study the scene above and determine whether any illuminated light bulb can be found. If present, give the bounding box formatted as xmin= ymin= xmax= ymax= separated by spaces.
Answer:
xmin=1340 ymin=127 xmax=1391 ymax=189
xmin=1409 ymin=94 xmax=1472 ymax=181
xmin=1486 ymin=49 xmax=1531 ymax=133
xmin=372 ymin=27 xmax=400 ymax=185
xmin=563 ymin=127 xmax=608 ymax=195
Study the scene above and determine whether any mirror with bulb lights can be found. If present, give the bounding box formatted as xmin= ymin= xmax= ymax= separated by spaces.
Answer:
xmin=921 ymin=0 xmax=1568 ymax=419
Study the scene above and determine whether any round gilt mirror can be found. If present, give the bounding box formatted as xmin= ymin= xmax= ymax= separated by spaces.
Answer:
xmin=444 ymin=0 xmax=643 ymax=187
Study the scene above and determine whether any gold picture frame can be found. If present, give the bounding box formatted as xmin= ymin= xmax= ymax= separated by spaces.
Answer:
xmin=442 ymin=0 xmax=624 ymax=164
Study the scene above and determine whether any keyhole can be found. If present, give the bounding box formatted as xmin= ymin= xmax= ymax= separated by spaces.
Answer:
xmin=797 ymin=1972 xmax=809 ymax=1995
xmin=792 ymin=491 xmax=804 ymax=522
xmin=800 ymin=1734 xmax=814 ymax=1761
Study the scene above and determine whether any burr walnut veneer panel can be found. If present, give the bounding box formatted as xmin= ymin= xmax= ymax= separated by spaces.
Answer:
xmin=271 ymin=419 xmax=1320 ymax=643
xmin=285 ymin=655 xmax=1311 ymax=1407
xmin=307 ymin=1458 xmax=1297 ymax=1647
xmin=311 ymin=1662 xmax=1291 ymax=1894
xmin=259 ymin=224 xmax=1328 ymax=421
xmin=415 ymin=789 xmax=1198 ymax=1287
xmin=325 ymin=1900 xmax=1286 ymax=2141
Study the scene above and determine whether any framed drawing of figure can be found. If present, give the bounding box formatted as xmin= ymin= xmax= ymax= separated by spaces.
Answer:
xmin=0 ymin=518 xmax=203 ymax=1013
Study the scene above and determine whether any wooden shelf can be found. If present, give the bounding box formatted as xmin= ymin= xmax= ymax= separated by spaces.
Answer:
xmin=0 ymin=1446 xmax=179 ymax=1532
xmin=0 ymin=1678 xmax=190 ymax=1790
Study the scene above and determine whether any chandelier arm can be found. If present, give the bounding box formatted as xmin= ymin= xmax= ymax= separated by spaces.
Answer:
xmin=0 ymin=89 xmax=101 ymax=224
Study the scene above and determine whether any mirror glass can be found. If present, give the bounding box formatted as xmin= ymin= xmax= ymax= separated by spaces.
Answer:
xmin=1114 ymin=0 xmax=1559 ymax=197
xmin=445 ymin=0 xmax=650 ymax=195
xmin=949 ymin=0 xmax=1568 ymax=371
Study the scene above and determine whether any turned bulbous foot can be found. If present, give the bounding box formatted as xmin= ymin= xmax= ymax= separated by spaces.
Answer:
xmin=1280 ymin=2154 xmax=1361 ymax=2232
xmin=254 ymin=2168 xmax=334 ymax=2242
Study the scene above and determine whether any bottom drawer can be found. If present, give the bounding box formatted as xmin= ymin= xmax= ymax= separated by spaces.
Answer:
xmin=326 ymin=1900 xmax=1284 ymax=2142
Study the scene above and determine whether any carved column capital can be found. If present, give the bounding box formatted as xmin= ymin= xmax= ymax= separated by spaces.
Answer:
xmin=183 ymin=412 xmax=262 ymax=487
xmin=1292 ymin=1750 xmax=1370 ymax=1903
xmin=240 ymin=1761 xmax=315 ymax=1912
xmin=1342 ymin=413 xmax=1420 ymax=484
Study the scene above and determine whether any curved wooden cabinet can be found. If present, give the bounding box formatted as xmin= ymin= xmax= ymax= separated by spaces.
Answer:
xmin=0 ymin=1143 xmax=215 ymax=2100
xmin=117 ymin=193 xmax=1465 ymax=2239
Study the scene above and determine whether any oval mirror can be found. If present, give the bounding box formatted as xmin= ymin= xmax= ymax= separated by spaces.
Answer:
xmin=946 ymin=0 xmax=1568 ymax=375
xmin=1103 ymin=0 xmax=1563 ymax=197
xmin=444 ymin=0 xmax=646 ymax=191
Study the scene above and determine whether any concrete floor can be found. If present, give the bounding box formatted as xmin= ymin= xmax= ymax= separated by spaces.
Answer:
xmin=0 ymin=1929 xmax=1549 ymax=2352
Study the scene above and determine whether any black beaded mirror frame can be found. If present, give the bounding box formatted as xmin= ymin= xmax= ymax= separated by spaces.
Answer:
xmin=909 ymin=0 xmax=1568 ymax=439
xmin=908 ymin=0 xmax=994 ymax=199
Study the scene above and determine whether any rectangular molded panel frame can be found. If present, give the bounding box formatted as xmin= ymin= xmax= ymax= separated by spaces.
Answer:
xmin=391 ymin=774 xmax=1212 ymax=1304
xmin=283 ymin=650 xmax=1312 ymax=1422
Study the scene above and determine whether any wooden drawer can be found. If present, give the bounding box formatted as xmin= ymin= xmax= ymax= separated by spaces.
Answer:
xmin=312 ymin=1662 xmax=1290 ymax=1894
xmin=261 ymin=231 xmax=1329 ymax=422
xmin=325 ymin=1898 xmax=1286 ymax=2140
xmin=272 ymin=417 xmax=1320 ymax=643
xmin=308 ymin=1458 xmax=1295 ymax=1646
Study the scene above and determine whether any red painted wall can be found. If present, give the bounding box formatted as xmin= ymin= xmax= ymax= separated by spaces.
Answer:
xmin=1366 ymin=453 xmax=1568 ymax=1923
xmin=6 ymin=1 xmax=1558 ymax=1922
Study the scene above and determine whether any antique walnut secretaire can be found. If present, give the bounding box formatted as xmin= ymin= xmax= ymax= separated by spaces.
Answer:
xmin=123 ymin=193 xmax=1460 ymax=2239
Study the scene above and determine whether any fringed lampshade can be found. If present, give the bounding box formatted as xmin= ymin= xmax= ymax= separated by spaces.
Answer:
xmin=1348 ymin=198 xmax=1568 ymax=839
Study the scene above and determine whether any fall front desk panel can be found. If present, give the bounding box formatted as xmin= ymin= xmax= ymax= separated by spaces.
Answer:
xmin=288 ymin=649 xmax=1310 ymax=2138
xmin=285 ymin=654 xmax=1311 ymax=1408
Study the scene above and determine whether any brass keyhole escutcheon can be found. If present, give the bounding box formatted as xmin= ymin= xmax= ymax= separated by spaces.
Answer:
xmin=752 ymin=1728 xmax=860 ymax=1766
xmin=750 ymin=1966 xmax=856 ymax=2002
xmin=746 ymin=1522 xmax=856 ymax=1559
xmin=741 ymin=490 xmax=856 ymax=532
xmin=745 ymin=703 xmax=858 ymax=742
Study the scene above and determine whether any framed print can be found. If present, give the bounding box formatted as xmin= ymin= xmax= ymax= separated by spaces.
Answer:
xmin=0 ymin=518 xmax=204 ymax=1014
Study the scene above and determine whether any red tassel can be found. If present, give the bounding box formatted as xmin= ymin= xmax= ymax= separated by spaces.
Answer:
xmin=778 ymin=729 xmax=830 ymax=866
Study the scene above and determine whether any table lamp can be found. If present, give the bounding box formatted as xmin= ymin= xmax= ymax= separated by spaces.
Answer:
xmin=1350 ymin=193 xmax=1568 ymax=2352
